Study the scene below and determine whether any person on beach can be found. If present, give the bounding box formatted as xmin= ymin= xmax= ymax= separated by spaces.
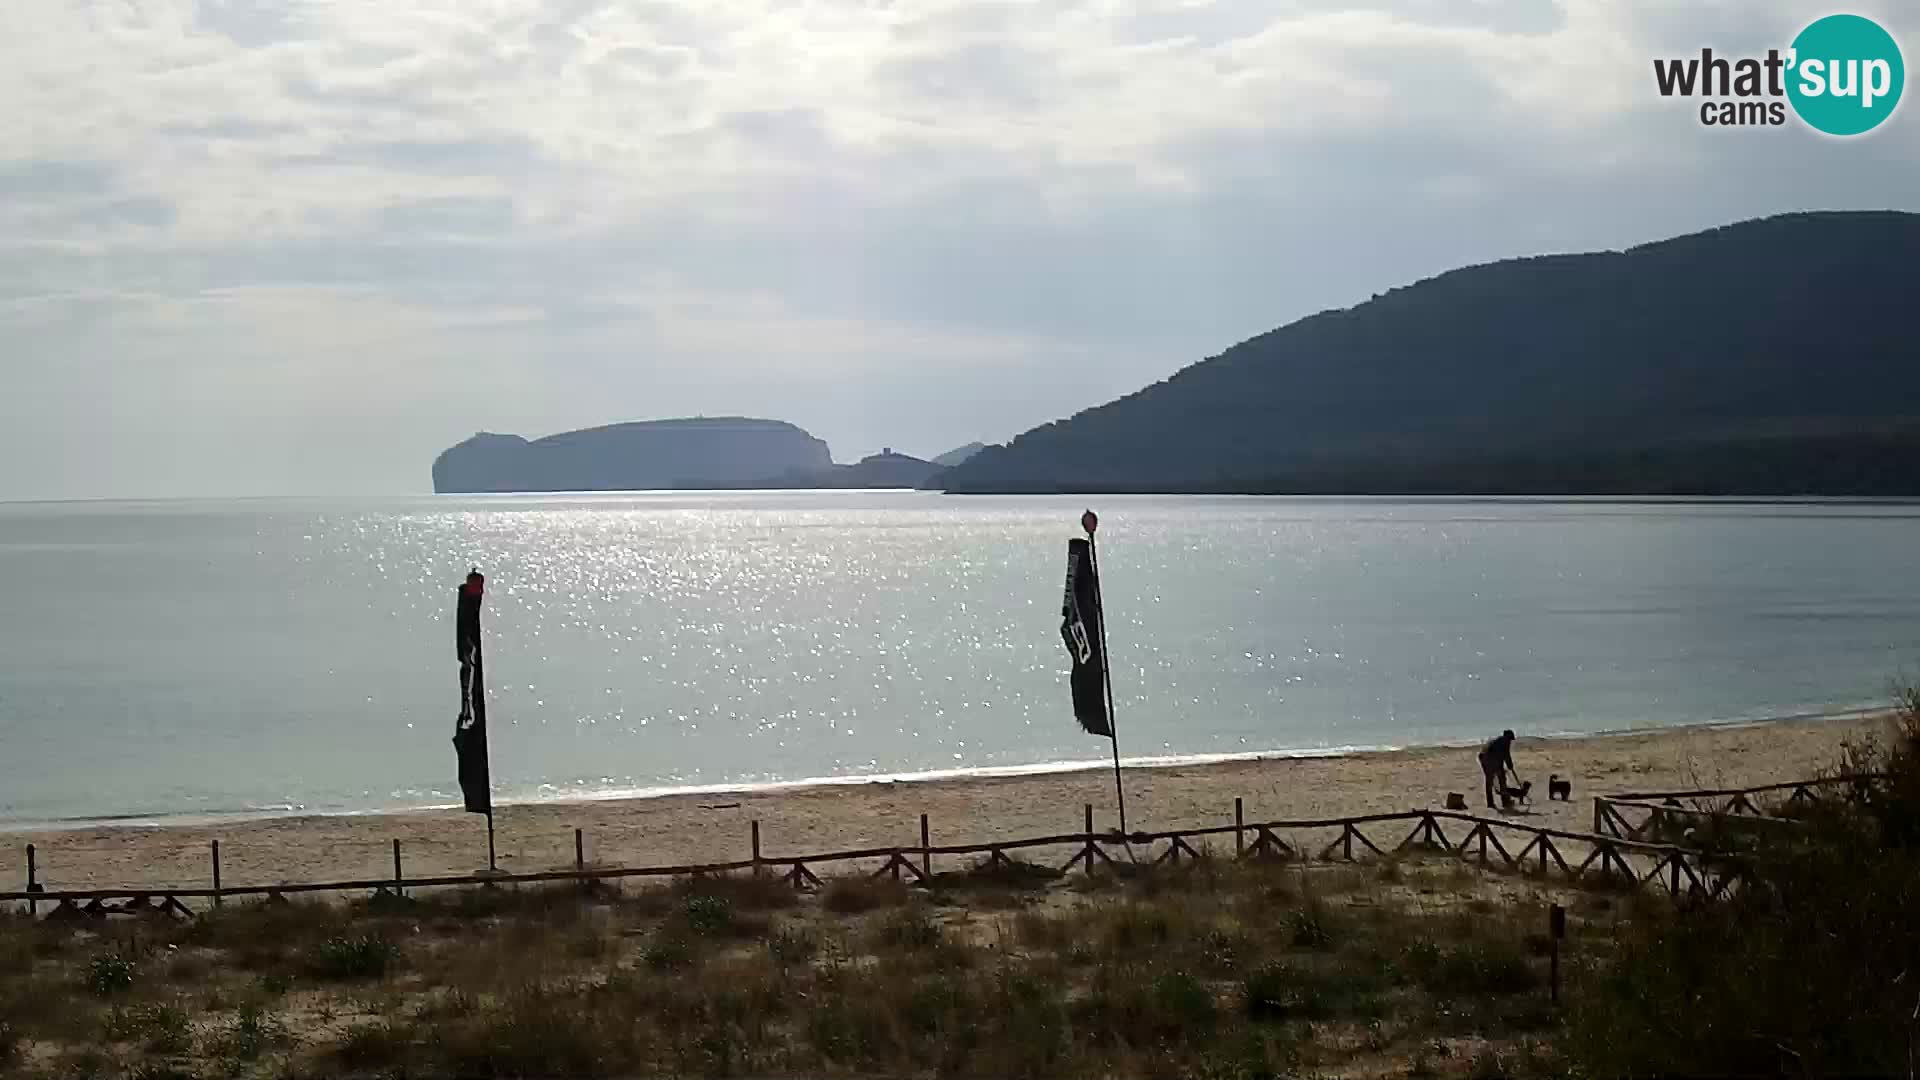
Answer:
xmin=1479 ymin=729 xmax=1519 ymax=809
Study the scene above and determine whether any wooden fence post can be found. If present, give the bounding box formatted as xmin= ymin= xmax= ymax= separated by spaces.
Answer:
xmin=1549 ymin=903 xmax=1565 ymax=1005
xmin=575 ymin=829 xmax=585 ymax=876
xmin=1060 ymin=803 xmax=1110 ymax=876
xmin=1234 ymin=798 xmax=1244 ymax=858
xmin=920 ymin=813 xmax=930 ymax=879
xmin=751 ymin=820 xmax=763 ymax=879
xmin=392 ymin=839 xmax=403 ymax=896
xmin=211 ymin=840 xmax=222 ymax=909
xmin=25 ymin=844 xmax=37 ymax=917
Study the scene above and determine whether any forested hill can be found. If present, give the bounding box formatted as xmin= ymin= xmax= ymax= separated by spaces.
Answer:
xmin=942 ymin=212 xmax=1920 ymax=495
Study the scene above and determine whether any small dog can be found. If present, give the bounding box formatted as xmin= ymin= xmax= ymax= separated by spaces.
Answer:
xmin=1499 ymin=780 xmax=1532 ymax=810
xmin=1548 ymin=774 xmax=1572 ymax=802
xmin=1445 ymin=792 xmax=1468 ymax=811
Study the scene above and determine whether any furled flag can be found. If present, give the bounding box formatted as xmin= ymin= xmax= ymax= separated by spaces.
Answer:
xmin=452 ymin=569 xmax=492 ymax=815
xmin=1060 ymin=537 xmax=1113 ymax=737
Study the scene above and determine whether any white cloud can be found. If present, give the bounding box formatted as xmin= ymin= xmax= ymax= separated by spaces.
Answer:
xmin=0 ymin=0 xmax=1914 ymax=497
xmin=0 ymin=0 xmax=1789 ymax=237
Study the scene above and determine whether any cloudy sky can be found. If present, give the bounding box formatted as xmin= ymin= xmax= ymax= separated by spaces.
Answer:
xmin=2 ymin=0 xmax=1914 ymax=499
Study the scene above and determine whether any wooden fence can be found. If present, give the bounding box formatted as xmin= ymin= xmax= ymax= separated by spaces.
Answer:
xmin=6 ymin=800 xmax=1742 ymax=922
xmin=1592 ymin=774 xmax=1884 ymax=843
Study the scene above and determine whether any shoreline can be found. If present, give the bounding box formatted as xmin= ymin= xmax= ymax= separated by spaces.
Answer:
xmin=7 ymin=707 xmax=1892 ymax=893
xmin=3 ymin=703 xmax=1894 ymax=835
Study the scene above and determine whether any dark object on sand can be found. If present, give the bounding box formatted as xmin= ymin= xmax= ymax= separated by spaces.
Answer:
xmin=1548 ymin=774 xmax=1572 ymax=801
xmin=1500 ymin=780 xmax=1533 ymax=811
xmin=1445 ymin=792 xmax=1469 ymax=811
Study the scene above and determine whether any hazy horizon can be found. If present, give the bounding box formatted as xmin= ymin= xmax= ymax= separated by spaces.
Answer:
xmin=4 ymin=1 xmax=1917 ymax=501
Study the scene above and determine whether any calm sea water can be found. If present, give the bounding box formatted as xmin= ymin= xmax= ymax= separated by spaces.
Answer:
xmin=0 ymin=493 xmax=1916 ymax=826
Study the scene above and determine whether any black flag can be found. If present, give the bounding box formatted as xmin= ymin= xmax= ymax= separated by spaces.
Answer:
xmin=452 ymin=570 xmax=492 ymax=815
xmin=1061 ymin=537 xmax=1112 ymax=737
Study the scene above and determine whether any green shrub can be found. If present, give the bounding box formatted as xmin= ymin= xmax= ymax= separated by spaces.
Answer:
xmin=1401 ymin=939 xmax=1441 ymax=973
xmin=643 ymin=929 xmax=694 ymax=971
xmin=85 ymin=953 xmax=136 ymax=997
xmin=1199 ymin=926 xmax=1245 ymax=972
xmin=1288 ymin=904 xmax=1334 ymax=949
xmin=1566 ymin=697 xmax=1920 ymax=1077
xmin=874 ymin=905 xmax=944 ymax=950
xmin=903 ymin=974 xmax=972 ymax=1037
xmin=802 ymin=984 xmax=902 ymax=1069
xmin=206 ymin=1003 xmax=290 ymax=1062
xmin=1414 ymin=939 xmax=1537 ymax=995
xmin=438 ymin=989 xmax=616 ymax=1077
xmin=309 ymin=933 xmax=398 ymax=979
xmin=1243 ymin=962 xmax=1301 ymax=1021
xmin=1149 ymin=971 xmax=1217 ymax=1036
xmin=766 ymin=923 xmax=819 ymax=967
xmin=1467 ymin=1039 xmax=1562 ymax=1079
xmin=1193 ymin=1030 xmax=1297 ymax=1080
xmin=104 ymin=1002 xmax=192 ymax=1054
xmin=682 ymin=894 xmax=734 ymax=935
xmin=1242 ymin=960 xmax=1386 ymax=1023
xmin=126 ymin=1063 xmax=197 ymax=1080
xmin=675 ymin=872 xmax=797 ymax=913
xmin=991 ymin=970 xmax=1068 ymax=1069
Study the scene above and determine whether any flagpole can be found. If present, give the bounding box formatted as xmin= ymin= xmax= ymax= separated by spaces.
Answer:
xmin=476 ymin=568 xmax=495 ymax=872
xmin=480 ymin=580 xmax=496 ymax=873
xmin=1085 ymin=515 xmax=1127 ymax=837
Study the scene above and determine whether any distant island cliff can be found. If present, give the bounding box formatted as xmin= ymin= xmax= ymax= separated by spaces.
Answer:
xmin=432 ymin=418 xmax=832 ymax=493
xmin=766 ymin=449 xmax=944 ymax=489
xmin=942 ymin=211 xmax=1920 ymax=496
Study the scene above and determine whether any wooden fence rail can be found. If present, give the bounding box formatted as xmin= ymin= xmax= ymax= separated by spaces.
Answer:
xmin=1604 ymin=774 xmax=1881 ymax=803
xmin=1592 ymin=773 xmax=1886 ymax=841
xmin=7 ymin=799 xmax=1746 ymax=921
xmin=1593 ymin=797 xmax=1809 ymax=844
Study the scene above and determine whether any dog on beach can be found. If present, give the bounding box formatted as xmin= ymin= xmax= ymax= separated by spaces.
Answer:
xmin=1445 ymin=792 xmax=1468 ymax=811
xmin=1548 ymin=774 xmax=1572 ymax=801
xmin=1499 ymin=780 xmax=1532 ymax=811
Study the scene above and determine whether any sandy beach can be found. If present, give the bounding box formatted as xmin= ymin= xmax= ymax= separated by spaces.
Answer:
xmin=7 ymin=711 xmax=1890 ymax=895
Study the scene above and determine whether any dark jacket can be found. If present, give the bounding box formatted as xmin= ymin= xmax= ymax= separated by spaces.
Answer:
xmin=1481 ymin=733 xmax=1515 ymax=772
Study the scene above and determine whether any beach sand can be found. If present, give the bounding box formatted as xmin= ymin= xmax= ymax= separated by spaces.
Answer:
xmin=8 ymin=711 xmax=1891 ymax=894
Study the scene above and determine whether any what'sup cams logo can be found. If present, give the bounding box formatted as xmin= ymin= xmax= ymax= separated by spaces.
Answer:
xmin=1654 ymin=13 xmax=1904 ymax=135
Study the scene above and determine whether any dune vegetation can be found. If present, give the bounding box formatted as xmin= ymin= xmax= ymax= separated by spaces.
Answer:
xmin=0 ymin=698 xmax=1912 ymax=1079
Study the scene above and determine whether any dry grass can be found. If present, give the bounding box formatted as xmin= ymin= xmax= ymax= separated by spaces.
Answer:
xmin=1563 ymin=697 xmax=1920 ymax=1077
xmin=0 ymin=853 xmax=1594 ymax=1079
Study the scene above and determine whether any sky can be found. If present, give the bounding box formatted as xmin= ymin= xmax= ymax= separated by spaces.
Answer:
xmin=2 ymin=0 xmax=1916 ymax=500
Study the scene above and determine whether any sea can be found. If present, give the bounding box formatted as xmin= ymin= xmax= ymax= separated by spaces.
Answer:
xmin=1 ymin=493 xmax=1916 ymax=828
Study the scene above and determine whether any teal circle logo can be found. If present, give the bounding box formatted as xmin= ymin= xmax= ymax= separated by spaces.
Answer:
xmin=1787 ymin=14 xmax=1904 ymax=136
